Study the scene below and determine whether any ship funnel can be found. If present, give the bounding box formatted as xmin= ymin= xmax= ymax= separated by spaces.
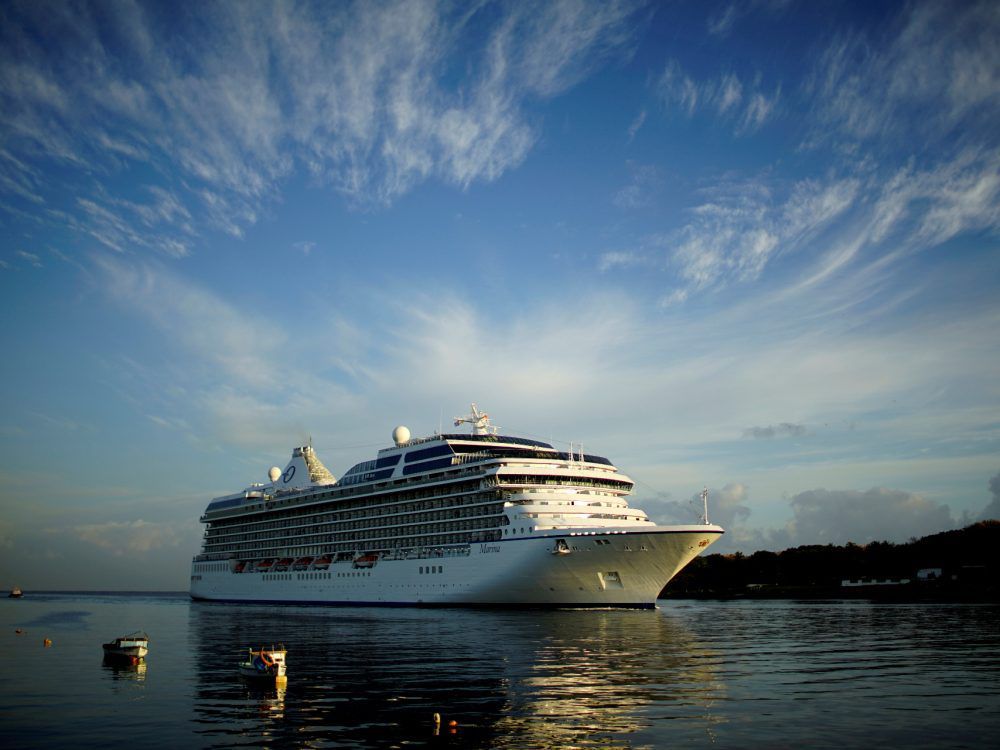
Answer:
xmin=272 ymin=445 xmax=336 ymax=489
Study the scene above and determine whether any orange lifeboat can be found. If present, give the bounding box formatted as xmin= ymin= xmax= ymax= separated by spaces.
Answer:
xmin=353 ymin=553 xmax=379 ymax=569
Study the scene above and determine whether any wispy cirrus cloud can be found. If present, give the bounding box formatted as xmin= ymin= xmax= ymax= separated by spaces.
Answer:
xmin=657 ymin=60 xmax=780 ymax=134
xmin=0 ymin=0 xmax=644 ymax=258
xmin=612 ymin=161 xmax=661 ymax=209
xmin=660 ymin=174 xmax=859 ymax=295
xmin=16 ymin=249 xmax=43 ymax=268
xmin=610 ymin=7 xmax=999 ymax=306
xmin=93 ymin=255 xmax=366 ymax=451
xmin=706 ymin=0 xmax=792 ymax=38
xmin=608 ymin=1 xmax=999 ymax=307
xmin=807 ymin=0 xmax=1000 ymax=146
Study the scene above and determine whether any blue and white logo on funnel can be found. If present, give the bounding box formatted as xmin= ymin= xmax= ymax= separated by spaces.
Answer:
xmin=282 ymin=465 xmax=296 ymax=483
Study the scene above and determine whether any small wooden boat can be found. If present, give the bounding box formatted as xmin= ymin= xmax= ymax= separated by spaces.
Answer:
xmin=239 ymin=645 xmax=287 ymax=681
xmin=103 ymin=632 xmax=149 ymax=663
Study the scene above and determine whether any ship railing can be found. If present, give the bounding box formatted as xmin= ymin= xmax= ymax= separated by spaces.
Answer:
xmin=193 ymin=552 xmax=237 ymax=562
xmin=201 ymin=466 xmax=502 ymax=521
xmin=381 ymin=545 xmax=471 ymax=562
xmin=453 ymin=451 xmax=495 ymax=465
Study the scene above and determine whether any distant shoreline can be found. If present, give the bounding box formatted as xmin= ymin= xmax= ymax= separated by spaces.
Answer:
xmin=663 ymin=583 xmax=999 ymax=603
xmin=6 ymin=589 xmax=997 ymax=605
xmin=6 ymin=590 xmax=189 ymax=597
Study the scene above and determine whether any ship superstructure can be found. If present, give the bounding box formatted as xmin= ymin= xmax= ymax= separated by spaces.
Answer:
xmin=190 ymin=405 xmax=723 ymax=607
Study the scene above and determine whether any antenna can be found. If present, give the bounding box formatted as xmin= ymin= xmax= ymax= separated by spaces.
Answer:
xmin=700 ymin=487 xmax=710 ymax=525
xmin=453 ymin=403 xmax=499 ymax=435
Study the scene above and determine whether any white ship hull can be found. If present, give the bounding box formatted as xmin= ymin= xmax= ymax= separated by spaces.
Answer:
xmin=191 ymin=525 xmax=722 ymax=608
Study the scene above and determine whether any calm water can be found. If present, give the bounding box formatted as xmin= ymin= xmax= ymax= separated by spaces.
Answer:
xmin=0 ymin=594 xmax=997 ymax=748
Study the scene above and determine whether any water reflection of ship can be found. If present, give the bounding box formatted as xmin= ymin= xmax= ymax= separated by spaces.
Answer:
xmin=492 ymin=611 xmax=726 ymax=747
xmin=189 ymin=602 xmax=723 ymax=747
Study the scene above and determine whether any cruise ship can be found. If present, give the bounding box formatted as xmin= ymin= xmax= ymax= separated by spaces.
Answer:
xmin=190 ymin=405 xmax=724 ymax=607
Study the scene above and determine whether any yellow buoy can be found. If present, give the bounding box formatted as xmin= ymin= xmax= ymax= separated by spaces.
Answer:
xmin=43 ymin=638 xmax=52 ymax=647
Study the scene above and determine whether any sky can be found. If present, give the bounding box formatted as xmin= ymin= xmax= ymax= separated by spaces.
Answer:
xmin=1 ymin=0 xmax=998 ymax=590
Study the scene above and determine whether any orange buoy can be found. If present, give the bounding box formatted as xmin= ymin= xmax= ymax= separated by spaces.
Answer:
xmin=43 ymin=638 xmax=52 ymax=647
xmin=448 ymin=719 xmax=458 ymax=727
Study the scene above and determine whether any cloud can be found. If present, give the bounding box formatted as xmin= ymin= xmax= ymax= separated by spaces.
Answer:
xmin=707 ymin=0 xmax=792 ymax=38
xmin=642 ymin=482 xmax=751 ymax=529
xmin=598 ymin=250 xmax=644 ymax=272
xmin=807 ymin=0 xmax=1000 ymax=146
xmin=981 ymin=470 xmax=1000 ymax=521
xmin=785 ymin=487 xmax=956 ymax=545
xmin=94 ymin=255 xmax=288 ymax=390
xmin=657 ymin=60 xmax=780 ymax=133
xmin=0 ymin=0 xmax=643 ymax=256
xmin=626 ymin=109 xmax=646 ymax=141
xmin=623 ymin=141 xmax=996 ymax=306
xmin=92 ymin=255 xmax=370 ymax=451
xmin=744 ymin=423 xmax=806 ymax=439
xmin=675 ymin=482 xmax=961 ymax=553
xmin=662 ymin=174 xmax=858 ymax=292
xmin=293 ymin=241 xmax=317 ymax=256
xmin=707 ymin=4 xmax=740 ymax=37
xmin=16 ymin=249 xmax=43 ymax=268
xmin=868 ymin=150 xmax=1000 ymax=251
xmin=71 ymin=519 xmax=184 ymax=555
xmin=612 ymin=162 xmax=660 ymax=209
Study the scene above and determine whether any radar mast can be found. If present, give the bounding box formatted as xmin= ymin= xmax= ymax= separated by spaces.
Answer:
xmin=454 ymin=403 xmax=499 ymax=435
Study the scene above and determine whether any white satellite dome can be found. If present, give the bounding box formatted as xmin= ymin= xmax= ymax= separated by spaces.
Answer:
xmin=392 ymin=425 xmax=411 ymax=446
xmin=268 ymin=466 xmax=281 ymax=482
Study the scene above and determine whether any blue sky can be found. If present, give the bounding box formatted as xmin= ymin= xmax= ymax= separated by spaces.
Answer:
xmin=1 ymin=0 xmax=998 ymax=590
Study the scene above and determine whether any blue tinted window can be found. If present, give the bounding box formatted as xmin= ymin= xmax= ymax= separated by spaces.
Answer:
xmin=402 ymin=457 xmax=454 ymax=475
xmin=404 ymin=444 xmax=454 ymax=463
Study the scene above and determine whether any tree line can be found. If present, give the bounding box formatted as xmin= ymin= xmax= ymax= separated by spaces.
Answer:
xmin=662 ymin=520 xmax=999 ymax=599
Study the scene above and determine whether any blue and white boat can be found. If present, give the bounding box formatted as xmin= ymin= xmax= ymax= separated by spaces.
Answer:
xmin=238 ymin=646 xmax=287 ymax=681
xmin=190 ymin=405 xmax=723 ymax=607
